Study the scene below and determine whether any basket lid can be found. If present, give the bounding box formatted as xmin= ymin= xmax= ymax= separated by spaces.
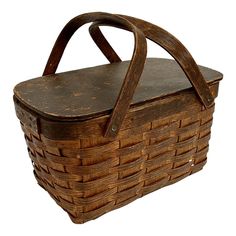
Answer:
xmin=14 ymin=58 xmax=222 ymax=121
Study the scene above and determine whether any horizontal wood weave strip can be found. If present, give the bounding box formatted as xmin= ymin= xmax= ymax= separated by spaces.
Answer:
xmin=13 ymin=12 xmax=223 ymax=223
xmin=15 ymin=82 xmax=217 ymax=223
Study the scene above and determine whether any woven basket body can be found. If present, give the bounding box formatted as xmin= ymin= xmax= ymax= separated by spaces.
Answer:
xmin=13 ymin=12 xmax=222 ymax=223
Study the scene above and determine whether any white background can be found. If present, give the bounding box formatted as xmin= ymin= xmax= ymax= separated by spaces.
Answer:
xmin=0 ymin=0 xmax=235 ymax=235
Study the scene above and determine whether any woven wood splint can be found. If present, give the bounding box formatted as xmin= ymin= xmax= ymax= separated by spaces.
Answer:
xmin=13 ymin=12 xmax=223 ymax=223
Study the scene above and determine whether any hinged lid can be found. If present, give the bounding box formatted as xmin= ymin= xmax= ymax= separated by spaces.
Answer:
xmin=13 ymin=12 xmax=224 ymax=138
xmin=14 ymin=58 xmax=222 ymax=121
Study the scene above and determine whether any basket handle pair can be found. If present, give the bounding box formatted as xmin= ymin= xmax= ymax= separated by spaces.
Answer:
xmin=43 ymin=12 xmax=214 ymax=138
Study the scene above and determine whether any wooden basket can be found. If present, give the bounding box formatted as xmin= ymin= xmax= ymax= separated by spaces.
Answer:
xmin=13 ymin=12 xmax=223 ymax=223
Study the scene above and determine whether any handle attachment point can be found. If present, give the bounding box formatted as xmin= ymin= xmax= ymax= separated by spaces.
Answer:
xmin=43 ymin=12 xmax=147 ymax=138
xmin=89 ymin=15 xmax=215 ymax=109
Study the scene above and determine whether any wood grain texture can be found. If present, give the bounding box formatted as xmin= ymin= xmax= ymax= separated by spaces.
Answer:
xmin=15 ymin=85 xmax=218 ymax=223
xmin=13 ymin=12 xmax=223 ymax=224
xmin=14 ymin=82 xmax=219 ymax=140
xmin=41 ymin=12 xmax=147 ymax=137
xmin=89 ymin=15 xmax=215 ymax=107
xmin=14 ymin=58 xmax=222 ymax=121
xmin=40 ymin=12 xmax=217 ymax=137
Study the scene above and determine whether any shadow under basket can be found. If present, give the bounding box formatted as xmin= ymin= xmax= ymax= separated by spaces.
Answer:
xmin=13 ymin=12 xmax=223 ymax=223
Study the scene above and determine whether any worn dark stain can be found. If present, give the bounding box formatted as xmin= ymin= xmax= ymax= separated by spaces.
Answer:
xmin=14 ymin=58 xmax=222 ymax=120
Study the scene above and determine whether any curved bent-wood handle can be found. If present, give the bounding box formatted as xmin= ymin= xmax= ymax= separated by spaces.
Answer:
xmin=89 ymin=15 xmax=214 ymax=109
xmin=43 ymin=12 xmax=147 ymax=138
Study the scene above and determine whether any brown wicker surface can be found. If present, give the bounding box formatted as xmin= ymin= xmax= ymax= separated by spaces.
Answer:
xmin=14 ymin=82 xmax=219 ymax=223
xmin=13 ymin=12 xmax=222 ymax=223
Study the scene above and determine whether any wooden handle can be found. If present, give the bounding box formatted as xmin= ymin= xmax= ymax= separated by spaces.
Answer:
xmin=89 ymin=15 xmax=215 ymax=109
xmin=43 ymin=12 xmax=147 ymax=138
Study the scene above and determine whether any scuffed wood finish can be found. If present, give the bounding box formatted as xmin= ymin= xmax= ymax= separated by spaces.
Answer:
xmin=13 ymin=12 xmax=223 ymax=224
xmin=89 ymin=15 xmax=215 ymax=107
xmin=42 ymin=12 xmax=147 ymax=137
xmin=42 ymin=12 xmax=216 ymax=137
xmin=14 ymin=58 xmax=222 ymax=121
xmin=14 ymin=82 xmax=220 ymax=140
xmin=14 ymin=85 xmax=218 ymax=223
